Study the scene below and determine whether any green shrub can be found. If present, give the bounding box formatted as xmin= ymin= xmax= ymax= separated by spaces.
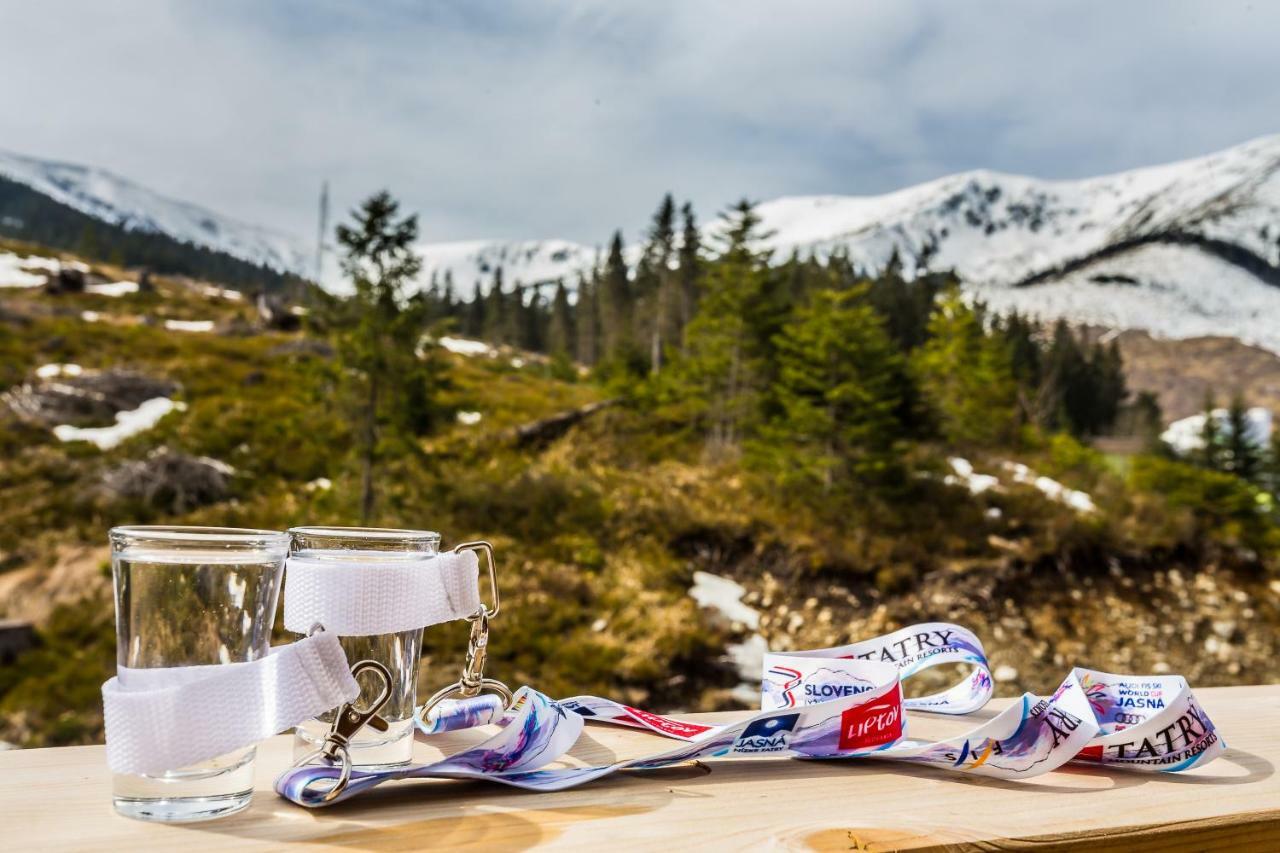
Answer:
xmin=1129 ymin=455 xmax=1279 ymax=556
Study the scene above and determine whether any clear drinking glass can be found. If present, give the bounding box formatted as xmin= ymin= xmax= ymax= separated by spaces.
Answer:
xmin=110 ymin=525 xmax=289 ymax=822
xmin=288 ymin=526 xmax=440 ymax=768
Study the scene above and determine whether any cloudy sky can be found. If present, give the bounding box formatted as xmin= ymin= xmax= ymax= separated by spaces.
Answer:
xmin=2 ymin=1 xmax=1278 ymax=247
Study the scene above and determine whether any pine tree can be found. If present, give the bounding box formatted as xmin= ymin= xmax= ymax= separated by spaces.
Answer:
xmin=442 ymin=271 xmax=456 ymax=312
xmin=1225 ymin=393 xmax=1261 ymax=481
xmin=598 ymin=231 xmax=633 ymax=363
xmin=760 ymin=286 xmax=906 ymax=499
xmin=1098 ymin=339 xmax=1128 ymax=431
xmin=1198 ymin=392 xmax=1224 ymax=471
xmin=637 ymin=194 xmax=677 ymax=374
xmin=484 ymin=267 xmax=510 ymax=345
xmin=866 ymin=267 xmax=945 ymax=352
xmin=679 ymin=200 xmax=774 ymax=453
xmin=1266 ymin=430 xmax=1280 ymax=496
xmin=327 ymin=190 xmax=430 ymax=522
xmin=676 ymin=202 xmax=701 ymax=352
xmin=575 ymin=268 xmax=601 ymax=365
xmin=547 ymin=280 xmax=575 ymax=358
xmin=910 ymin=287 xmax=1018 ymax=446
xmin=465 ymin=284 xmax=486 ymax=338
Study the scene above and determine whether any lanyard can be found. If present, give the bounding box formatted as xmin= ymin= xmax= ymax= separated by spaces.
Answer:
xmin=275 ymin=621 xmax=1225 ymax=807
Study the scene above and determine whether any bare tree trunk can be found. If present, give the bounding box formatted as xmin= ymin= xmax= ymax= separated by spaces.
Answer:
xmin=651 ymin=277 xmax=665 ymax=375
xmin=726 ymin=335 xmax=742 ymax=447
xmin=360 ymin=374 xmax=379 ymax=523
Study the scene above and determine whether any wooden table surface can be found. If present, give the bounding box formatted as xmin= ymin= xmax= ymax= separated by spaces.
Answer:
xmin=3 ymin=685 xmax=1277 ymax=852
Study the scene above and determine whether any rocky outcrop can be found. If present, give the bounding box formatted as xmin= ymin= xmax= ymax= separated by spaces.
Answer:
xmin=3 ymin=369 xmax=178 ymax=428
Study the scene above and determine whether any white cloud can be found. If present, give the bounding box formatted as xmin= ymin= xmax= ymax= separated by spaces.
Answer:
xmin=1 ymin=0 xmax=1277 ymax=250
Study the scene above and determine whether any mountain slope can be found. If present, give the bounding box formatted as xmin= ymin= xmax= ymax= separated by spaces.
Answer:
xmin=0 ymin=150 xmax=310 ymax=276
xmin=412 ymin=135 xmax=1280 ymax=352
xmin=741 ymin=134 xmax=1280 ymax=285
xmin=416 ymin=239 xmax=595 ymax=294
xmin=6 ymin=137 xmax=1280 ymax=351
xmin=0 ymin=176 xmax=296 ymax=292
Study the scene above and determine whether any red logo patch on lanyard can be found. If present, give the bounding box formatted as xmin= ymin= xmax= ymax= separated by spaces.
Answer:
xmin=838 ymin=685 xmax=903 ymax=751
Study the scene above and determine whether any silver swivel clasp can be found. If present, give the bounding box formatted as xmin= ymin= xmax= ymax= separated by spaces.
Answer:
xmin=293 ymin=658 xmax=393 ymax=803
xmin=421 ymin=541 xmax=513 ymax=715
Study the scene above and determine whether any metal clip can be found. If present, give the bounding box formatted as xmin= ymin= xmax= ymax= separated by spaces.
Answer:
xmin=292 ymin=659 xmax=392 ymax=803
xmin=453 ymin=540 xmax=500 ymax=618
xmin=418 ymin=542 xmax=512 ymax=723
xmin=420 ymin=612 xmax=513 ymax=718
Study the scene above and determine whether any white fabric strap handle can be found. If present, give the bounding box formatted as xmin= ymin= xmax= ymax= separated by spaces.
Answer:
xmin=283 ymin=550 xmax=483 ymax=636
xmin=103 ymin=631 xmax=358 ymax=776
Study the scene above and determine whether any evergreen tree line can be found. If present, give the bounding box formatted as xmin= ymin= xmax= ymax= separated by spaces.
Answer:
xmin=412 ymin=193 xmax=701 ymax=375
xmin=411 ymin=194 xmax=1138 ymax=448
xmin=322 ymin=190 xmax=1172 ymax=520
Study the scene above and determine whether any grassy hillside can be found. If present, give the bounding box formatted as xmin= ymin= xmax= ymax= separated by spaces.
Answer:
xmin=1 ymin=239 xmax=1278 ymax=748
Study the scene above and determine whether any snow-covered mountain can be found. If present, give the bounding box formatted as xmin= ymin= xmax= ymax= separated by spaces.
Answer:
xmin=0 ymin=150 xmax=311 ymax=275
xmin=413 ymin=135 xmax=1280 ymax=354
xmin=6 ymin=137 xmax=1280 ymax=352
xmin=739 ymin=135 xmax=1280 ymax=354
xmin=415 ymin=239 xmax=595 ymax=294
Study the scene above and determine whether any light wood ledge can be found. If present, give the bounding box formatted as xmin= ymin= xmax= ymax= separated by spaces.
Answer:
xmin=2 ymin=685 xmax=1277 ymax=851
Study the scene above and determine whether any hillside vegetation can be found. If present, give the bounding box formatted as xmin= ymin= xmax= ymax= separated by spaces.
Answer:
xmin=1 ymin=188 xmax=1278 ymax=749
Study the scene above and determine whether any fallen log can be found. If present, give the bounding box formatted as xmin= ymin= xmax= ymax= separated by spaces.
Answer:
xmin=511 ymin=399 xmax=617 ymax=448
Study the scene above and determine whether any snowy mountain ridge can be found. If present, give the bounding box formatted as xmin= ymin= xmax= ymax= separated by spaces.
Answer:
xmin=0 ymin=149 xmax=310 ymax=275
xmin=429 ymin=134 xmax=1280 ymax=354
xmin=4 ymin=137 xmax=1280 ymax=352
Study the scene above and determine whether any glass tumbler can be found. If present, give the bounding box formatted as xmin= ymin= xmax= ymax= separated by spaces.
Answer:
xmin=288 ymin=526 xmax=440 ymax=768
xmin=110 ymin=525 xmax=289 ymax=822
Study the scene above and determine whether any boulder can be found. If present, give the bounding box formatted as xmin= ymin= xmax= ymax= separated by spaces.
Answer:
xmin=44 ymin=265 xmax=86 ymax=295
xmin=255 ymin=292 xmax=302 ymax=332
xmin=99 ymin=448 xmax=233 ymax=514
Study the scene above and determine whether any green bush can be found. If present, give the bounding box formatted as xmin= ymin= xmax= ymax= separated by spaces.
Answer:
xmin=1129 ymin=455 xmax=1279 ymax=556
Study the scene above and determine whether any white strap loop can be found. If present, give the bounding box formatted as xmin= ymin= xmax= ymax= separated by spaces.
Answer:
xmin=283 ymin=550 xmax=483 ymax=636
xmin=103 ymin=631 xmax=358 ymax=776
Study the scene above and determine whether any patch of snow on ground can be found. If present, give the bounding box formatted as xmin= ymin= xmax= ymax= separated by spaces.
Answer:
xmin=726 ymin=635 xmax=768 ymax=704
xmin=438 ymin=336 xmax=495 ymax=357
xmin=35 ymin=363 xmax=83 ymax=379
xmin=0 ymin=252 xmax=52 ymax=288
xmin=16 ymin=254 xmax=62 ymax=272
xmin=85 ymin=280 xmax=138 ymax=297
xmin=1161 ymin=407 xmax=1273 ymax=455
xmin=1003 ymin=462 xmax=1096 ymax=513
xmin=164 ymin=319 xmax=215 ymax=332
xmin=53 ymin=398 xmax=186 ymax=450
xmin=688 ymin=571 xmax=766 ymax=704
xmin=689 ymin=571 xmax=761 ymax=629
xmin=946 ymin=457 xmax=1096 ymax=513
xmin=945 ymin=457 xmax=999 ymax=494
xmin=456 ymin=410 xmax=482 ymax=425
xmin=201 ymin=285 xmax=243 ymax=301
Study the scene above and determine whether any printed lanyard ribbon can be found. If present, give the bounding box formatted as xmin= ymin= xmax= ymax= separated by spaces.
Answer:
xmin=275 ymin=621 xmax=1225 ymax=807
